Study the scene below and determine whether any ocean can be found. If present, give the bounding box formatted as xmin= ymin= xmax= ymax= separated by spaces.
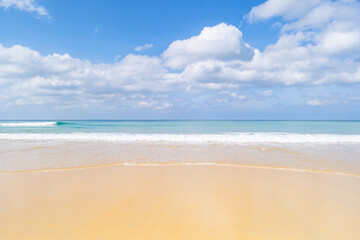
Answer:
xmin=1 ymin=120 xmax=360 ymax=141
xmin=0 ymin=120 xmax=359 ymax=174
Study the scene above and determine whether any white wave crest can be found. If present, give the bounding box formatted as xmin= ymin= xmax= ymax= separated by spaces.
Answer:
xmin=0 ymin=132 xmax=360 ymax=144
xmin=0 ymin=122 xmax=58 ymax=127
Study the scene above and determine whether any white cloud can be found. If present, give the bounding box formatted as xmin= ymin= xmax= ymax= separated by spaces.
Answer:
xmin=1 ymin=1 xmax=360 ymax=110
xmin=350 ymin=96 xmax=360 ymax=101
xmin=306 ymin=98 xmax=340 ymax=106
xmin=271 ymin=22 xmax=282 ymax=28
xmin=138 ymin=100 xmax=172 ymax=110
xmin=246 ymin=0 xmax=322 ymax=22
xmin=138 ymin=101 xmax=154 ymax=108
xmin=262 ymin=90 xmax=273 ymax=96
xmin=134 ymin=44 xmax=153 ymax=52
xmin=175 ymin=1 xmax=360 ymax=87
xmin=307 ymin=99 xmax=325 ymax=106
xmin=305 ymin=93 xmax=360 ymax=106
xmin=162 ymin=23 xmax=254 ymax=69
xmin=0 ymin=0 xmax=49 ymax=17
xmin=220 ymin=91 xmax=247 ymax=100
xmin=0 ymin=44 xmax=180 ymax=109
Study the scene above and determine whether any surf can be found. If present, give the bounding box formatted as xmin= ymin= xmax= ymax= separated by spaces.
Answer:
xmin=0 ymin=132 xmax=359 ymax=144
xmin=0 ymin=121 xmax=59 ymax=127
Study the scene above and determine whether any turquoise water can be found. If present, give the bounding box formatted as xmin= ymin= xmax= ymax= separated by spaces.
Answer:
xmin=1 ymin=120 xmax=360 ymax=134
xmin=1 ymin=120 xmax=360 ymax=173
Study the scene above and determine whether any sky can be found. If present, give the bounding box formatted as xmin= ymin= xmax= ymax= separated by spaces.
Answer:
xmin=0 ymin=0 xmax=360 ymax=120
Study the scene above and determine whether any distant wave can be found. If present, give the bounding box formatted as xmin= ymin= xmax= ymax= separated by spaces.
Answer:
xmin=0 ymin=132 xmax=360 ymax=144
xmin=0 ymin=122 xmax=59 ymax=127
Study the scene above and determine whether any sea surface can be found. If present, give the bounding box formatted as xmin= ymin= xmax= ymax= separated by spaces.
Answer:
xmin=0 ymin=120 xmax=359 ymax=174
xmin=0 ymin=120 xmax=360 ymax=142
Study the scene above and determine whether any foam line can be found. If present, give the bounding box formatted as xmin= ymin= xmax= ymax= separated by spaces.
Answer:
xmin=0 ymin=122 xmax=58 ymax=127
xmin=0 ymin=132 xmax=360 ymax=144
xmin=1 ymin=162 xmax=359 ymax=178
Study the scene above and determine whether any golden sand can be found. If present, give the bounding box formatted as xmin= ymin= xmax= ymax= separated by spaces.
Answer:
xmin=0 ymin=165 xmax=359 ymax=240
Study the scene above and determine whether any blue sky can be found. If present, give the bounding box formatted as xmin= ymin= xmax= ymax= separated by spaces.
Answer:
xmin=0 ymin=0 xmax=360 ymax=119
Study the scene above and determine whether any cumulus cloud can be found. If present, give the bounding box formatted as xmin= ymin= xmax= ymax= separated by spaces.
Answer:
xmin=1 ymin=0 xmax=360 ymax=111
xmin=177 ymin=0 xmax=360 ymax=87
xmin=0 ymin=44 xmax=179 ymax=109
xmin=162 ymin=23 xmax=254 ymax=69
xmin=0 ymin=0 xmax=49 ymax=17
xmin=246 ymin=0 xmax=360 ymax=56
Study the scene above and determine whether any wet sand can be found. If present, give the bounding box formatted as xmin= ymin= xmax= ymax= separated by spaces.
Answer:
xmin=0 ymin=164 xmax=359 ymax=240
xmin=1 ymin=141 xmax=360 ymax=176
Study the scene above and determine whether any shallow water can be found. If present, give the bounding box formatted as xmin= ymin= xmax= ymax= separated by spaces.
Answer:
xmin=0 ymin=120 xmax=359 ymax=174
xmin=0 ymin=141 xmax=359 ymax=176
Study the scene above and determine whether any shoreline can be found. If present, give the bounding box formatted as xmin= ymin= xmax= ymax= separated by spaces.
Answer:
xmin=1 ymin=161 xmax=360 ymax=178
xmin=1 ymin=141 xmax=360 ymax=176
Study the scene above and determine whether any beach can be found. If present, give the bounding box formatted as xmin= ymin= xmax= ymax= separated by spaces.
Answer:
xmin=2 ymin=0 xmax=360 ymax=238
xmin=1 ymin=164 xmax=359 ymax=240
xmin=1 ymin=120 xmax=360 ymax=239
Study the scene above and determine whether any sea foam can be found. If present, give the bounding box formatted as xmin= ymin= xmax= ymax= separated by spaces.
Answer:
xmin=0 ymin=132 xmax=359 ymax=144
xmin=0 ymin=122 xmax=58 ymax=127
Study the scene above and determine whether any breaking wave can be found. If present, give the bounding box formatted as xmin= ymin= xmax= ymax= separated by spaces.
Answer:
xmin=0 ymin=122 xmax=59 ymax=127
xmin=0 ymin=132 xmax=359 ymax=144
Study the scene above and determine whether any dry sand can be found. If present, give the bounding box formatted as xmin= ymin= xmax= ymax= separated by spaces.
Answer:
xmin=0 ymin=164 xmax=359 ymax=240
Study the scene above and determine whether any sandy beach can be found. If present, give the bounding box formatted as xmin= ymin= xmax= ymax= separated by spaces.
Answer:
xmin=2 ymin=0 xmax=360 ymax=238
xmin=1 ymin=164 xmax=359 ymax=240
